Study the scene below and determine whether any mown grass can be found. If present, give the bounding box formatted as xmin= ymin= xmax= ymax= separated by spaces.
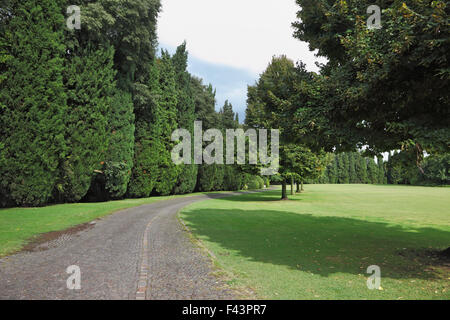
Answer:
xmin=179 ymin=184 xmax=450 ymax=300
xmin=0 ymin=191 xmax=229 ymax=257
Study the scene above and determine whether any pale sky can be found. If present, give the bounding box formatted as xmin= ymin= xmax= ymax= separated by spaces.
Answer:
xmin=158 ymin=0 xmax=327 ymax=120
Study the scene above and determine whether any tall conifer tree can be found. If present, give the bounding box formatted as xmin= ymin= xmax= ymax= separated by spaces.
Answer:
xmin=0 ymin=0 xmax=67 ymax=206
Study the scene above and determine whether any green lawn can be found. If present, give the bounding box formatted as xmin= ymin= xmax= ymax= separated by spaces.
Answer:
xmin=0 ymin=191 xmax=229 ymax=257
xmin=179 ymin=184 xmax=450 ymax=300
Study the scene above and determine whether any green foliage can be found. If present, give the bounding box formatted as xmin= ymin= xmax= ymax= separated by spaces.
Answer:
xmin=57 ymin=46 xmax=116 ymax=202
xmin=338 ymin=153 xmax=350 ymax=184
xmin=356 ymin=153 xmax=369 ymax=184
xmin=245 ymin=175 xmax=263 ymax=190
xmin=422 ymin=154 xmax=450 ymax=185
xmin=91 ymin=89 xmax=135 ymax=200
xmin=193 ymin=77 xmax=231 ymax=193
xmin=104 ymin=90 xmax=135 ymax=198
xmin=128 ymin=63 xmax=162 ymax=198
xmin=349 ymin=153 xmax=357 ymax=183
xmin=317 ymin=152 xmax=387 ymax=185
xmin=328 ymin=156 xmax=339 ymax=184
xmin=0 ymin=0 xmax=67 ymax=206
xmin=220 ymin=100 xmax=244 ymax=191
xmin=192 ymin=77 xmax=217 ymax=128
xmin=81 ymin=0 xmax=162 ymax=89
xmin=173 ymin=164 xmax=199 ymax=194
xmin=385 ymin=150 xmax=449 ymax=186
xmin=152 ymin=51 xmax=182 ymax=195
xmin=0 ymin=1 xmax=254 ymax=207
xmin=256 ymin=176 xmax=265 ymax=189
xmin=223 ymin=166 xmax=244 ymax=191
xmin=172 ymin=43 xmax=198 ymax=194
xmin=197 ymin=165 xmax=225 ymax=192
xmin=246 ymin=56 xmax=298 ymax=139
xmin=293 ymin=0 xmax=450 ymax=155
xmin=367 ymin=158 xmax=379 ymax=185
xmin=377 ymin=156 xmax=386 ymax=185
xmin=245 ymin=56 xmax=330 ymax=198
xmin=386 ymin=150 xmax=419 ymax=185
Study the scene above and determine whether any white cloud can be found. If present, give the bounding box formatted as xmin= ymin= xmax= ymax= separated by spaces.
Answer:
xmin=158 ymin=0 xmax=326 ymax=75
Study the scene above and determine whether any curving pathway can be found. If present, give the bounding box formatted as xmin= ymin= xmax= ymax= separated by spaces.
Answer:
xmin=0 ymin=192 xmax=256 ymax=300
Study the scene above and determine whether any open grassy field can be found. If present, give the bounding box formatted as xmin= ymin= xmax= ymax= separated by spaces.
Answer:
xmin=0 ymin=191 xmax=230 ymax=257
xmin=179 ymin=184 xmax=450 ymax=300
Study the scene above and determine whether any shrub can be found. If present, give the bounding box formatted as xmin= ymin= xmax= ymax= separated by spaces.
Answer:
xmin=223 ymin=166 xmax=244 ymax=191
xmin=247 ymin=176 xmax=263 ymax=190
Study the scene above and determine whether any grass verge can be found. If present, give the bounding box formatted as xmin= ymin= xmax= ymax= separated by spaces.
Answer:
xmin=179 ymin=184 xmax=450 ymax=300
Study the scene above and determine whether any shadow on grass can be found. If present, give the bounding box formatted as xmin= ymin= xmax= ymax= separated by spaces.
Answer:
xmin=182 ymin=208 xmax=450 ymax=280
xmin=206 ymin=190 xmax=302 ymax=202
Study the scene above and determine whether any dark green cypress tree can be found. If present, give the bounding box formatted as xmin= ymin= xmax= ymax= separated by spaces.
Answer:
xmin=78 ymin=0 xmax=161 ymax=200
xmin=356 ymin=153 xmax=369 ymax=184
xmin=349 ymin=153 xmax=357 ymax=183
xmin=377 ymin=156 xmax=386 ymax=185
xmin=191 ymin=78 xmax=226 ymax=192
xmin=80 ymin=0 xmax=162 ymax=92
xmin=88 ymin=89 xmax=135 ymax=200
xmin=0 ymin=0 xmax=67 ymax=206
xmin=220 ymin=100 xmax=237 ymax=129
xmin=328 ymin=155 xmax=338 ymax=184
xmin=56 ymin=45 xmax=116 ymax=202
xmin=367 ymin=158 xmax=379 ymax=184
xmin=129 ymin=51 xmax=181 ymax=197
xmin=128 ymin=63 xmax=161 ymax=198
xmin=219 ymin=101 xmax=243 ymax=191
xmin=153 ymin=51 xmax=181 ymax=195
xmin=318 ymin=167 xmax=329 ymax=184
xmin=337 ymin=153 xmax=350 ymax=184
xmin=343 ymin=153 xmax=350 ymax=184
xmin=172 ymin=43 xmax=198 ymax=194
xmin=104 ymin=90 xmax=135 ymax=198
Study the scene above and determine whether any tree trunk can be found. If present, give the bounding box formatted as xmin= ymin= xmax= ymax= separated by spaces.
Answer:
xmin=301 ymin=181 xmax=304 ymax=192
xmin=290 ymin=176 xmax=294 ymax=195
xmin=296 ymin=181 xmax=300 ymax=193
xmin=281 ymin=180 xmax=288 ymax=200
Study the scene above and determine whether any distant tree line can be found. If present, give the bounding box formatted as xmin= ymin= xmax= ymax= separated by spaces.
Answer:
xmin=0 ymin=0 xmax=264 ymax=207
xmin=314 ymin=153 xmax=387 ymax=185
xmin=311 ymin=152 xmax=449 ymax=186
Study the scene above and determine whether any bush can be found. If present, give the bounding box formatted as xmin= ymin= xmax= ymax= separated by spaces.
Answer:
xmin=173 ymin=164 xmax=198 ymax=194
xmin=246 ymin=175 xmax=264 ymax=190
xmin=197 ymin=164 xmax=224 ymax=192
xmin=223 ymin=166 xmax=244 ymax=191
xmin=257 ymin=176 xmax=265 ymax=189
